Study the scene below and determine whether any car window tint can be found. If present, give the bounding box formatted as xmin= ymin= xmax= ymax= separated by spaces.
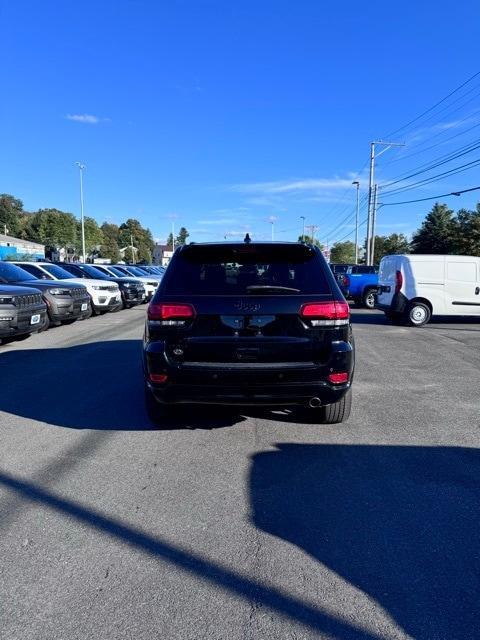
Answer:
xmin=161 ymin=244 xmax=331 ymax=295
xmin=42 ymin=264 xmax=76 ymax=279
xmin=0 ymin=262 xmax=38 ymax=282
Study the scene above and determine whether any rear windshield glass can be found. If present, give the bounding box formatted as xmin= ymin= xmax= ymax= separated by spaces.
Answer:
xmin=161 ymin=244 xmax=331 ymax=295
xmin=348 ymin=265 xmax=378 ymax=274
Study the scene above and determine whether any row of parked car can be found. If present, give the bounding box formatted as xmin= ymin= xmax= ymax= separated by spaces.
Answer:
xmin=0 ymin=261 xmax=165 ymax=343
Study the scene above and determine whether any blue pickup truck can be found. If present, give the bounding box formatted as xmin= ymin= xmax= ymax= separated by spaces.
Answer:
xmin=339 ymin=265 xmax=379 ymax=309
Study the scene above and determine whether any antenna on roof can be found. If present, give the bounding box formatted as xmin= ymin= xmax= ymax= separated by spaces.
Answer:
xmin=244 ymin=233 xmax=251 ymax=244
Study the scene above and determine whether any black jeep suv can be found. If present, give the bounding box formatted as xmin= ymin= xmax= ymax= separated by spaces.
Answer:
xmin=143 ymin=242 xmax=354 ymax=426
xmin=0 ymin=285 xmax=47 ymax=343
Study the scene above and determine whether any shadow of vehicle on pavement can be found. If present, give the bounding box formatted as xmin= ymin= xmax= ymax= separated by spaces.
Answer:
xmin=250 ymin=443 xmax=480 ymax=640
xmin=0 ymin=340 xmax=245 ymax=431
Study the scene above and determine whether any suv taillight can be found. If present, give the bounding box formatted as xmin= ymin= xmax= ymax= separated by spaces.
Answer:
xmin=395 ymin=270 xmax=403 ymax=294
xmin=148 ymin=303 xmax=196 ymax=321
xmin=300 ymin=301 xmax=350 ymax=326
xmin=342 ymin=275 xmax=350 ymax=287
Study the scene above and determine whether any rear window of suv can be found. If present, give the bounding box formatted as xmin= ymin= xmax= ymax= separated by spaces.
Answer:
xmin=161 ymin=244 xmax=331 ymax=295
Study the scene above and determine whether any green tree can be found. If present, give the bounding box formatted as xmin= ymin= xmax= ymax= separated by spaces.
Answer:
xmin=454 ymin=206 xmax=480 ymax=255
xmin=330 ymin=241 xmax=356 ymax=263
xmin=176 ymin=227 xmax=189 ymax=245
xmin=122 ymin=247 xmax=135 ymax=263
xmin=78 ymin=217 xmax=104 ymax=256
xmin=119 ymin=218 xmax=155 ymax=262
xmin=99 ymin=222 xmax=121 ymax=262
xmin=298 ymin=235 xmax=323 ymax=250
xmin=99 ymin=238 xmax=121 ymax=263
xmin=411 ymin=203 xmax=456 ymax=254
xmin=370 ymin=233 xmax=410 ymax=264
xmin=101 ymin=222 xmax=120 ymax=243
xmin=27 ymin=208 xmax=77 ymax=252
xmin=166 ymin=232 xmax=174 ymax=250
xmin=0 ymin=194 xmax=23 ymax=237
xmin=137 ymin=246 xmax=152 ymax=264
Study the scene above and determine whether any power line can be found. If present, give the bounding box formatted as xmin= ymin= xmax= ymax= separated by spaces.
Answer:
xmin=378 ymin=111 xmax=480 ymax=169
xmin=322 ymin=194 xmax=369 ymax=239
xmin=380 ymin=138 xmax=480 ymax=189
xmin=383 ymin=70 xmax=480 ymax=138
xmin=334 ymin=216 xmax=368 ymax=244
xmin=380 ymin=185 xmax=480 ymax=206
xmin=381 ymin=156 xmax=480 ymax=197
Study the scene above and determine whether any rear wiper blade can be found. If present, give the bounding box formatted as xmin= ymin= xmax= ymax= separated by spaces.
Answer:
xmin=246 ymin=285 xmax=300 ymax=294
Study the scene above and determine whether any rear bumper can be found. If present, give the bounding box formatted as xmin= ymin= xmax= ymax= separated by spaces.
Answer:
xmin=377 ymin=292 xmax=408 ymax=314
xmin=144 ymin=340 xmax=354 ymax=406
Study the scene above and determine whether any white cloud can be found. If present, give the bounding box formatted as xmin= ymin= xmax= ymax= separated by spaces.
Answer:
xmin=197 ymin=218 xmax=239 ymax=225
xmin=65 ymin=114 xmax=108 ymax=124
xmin=232 ymin=177 xmax=356 ymax=195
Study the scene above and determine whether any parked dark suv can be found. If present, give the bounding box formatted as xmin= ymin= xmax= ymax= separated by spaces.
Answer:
xmin=0 ymin=262 xmax=90 ymax=329
xmin=143 ymin=242 xmax=354 ymax=426
xmin=0 ymin=284 xmax=47 ymax=343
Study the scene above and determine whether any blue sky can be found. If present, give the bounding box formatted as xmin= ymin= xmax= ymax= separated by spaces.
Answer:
xmin=2 ymin=0 xmax=480 ymax=246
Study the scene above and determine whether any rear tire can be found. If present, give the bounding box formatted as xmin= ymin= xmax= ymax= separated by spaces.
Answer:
xmin=362 ymin=288 xmax=376 ymax=309
xmin=321 ymin=389 xmax=352 ymax=424
xmin=406 ymin=301 xmax=431 ymax=327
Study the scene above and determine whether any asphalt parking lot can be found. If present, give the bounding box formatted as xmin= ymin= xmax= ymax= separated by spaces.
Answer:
xmin=1 ymin=307 xmax=479 ymax=640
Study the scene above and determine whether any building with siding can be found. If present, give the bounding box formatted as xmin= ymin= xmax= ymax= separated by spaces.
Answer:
xmin=0 ymin=234 xmax=45 ymax=260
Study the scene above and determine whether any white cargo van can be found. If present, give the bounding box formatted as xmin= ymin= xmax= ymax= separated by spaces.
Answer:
xmin=377 ymin=254 xmax=480 ymax=326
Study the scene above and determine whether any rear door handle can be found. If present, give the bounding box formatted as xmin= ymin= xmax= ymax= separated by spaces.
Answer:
xmin=476 ymin=287 xmax=480 ymax=295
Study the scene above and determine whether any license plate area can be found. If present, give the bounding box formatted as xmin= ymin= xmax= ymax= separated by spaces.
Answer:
xmin=180 ymin=336 xmax=314 ymax=364
xmin=81 ymin=303 xmax=88 ymax=311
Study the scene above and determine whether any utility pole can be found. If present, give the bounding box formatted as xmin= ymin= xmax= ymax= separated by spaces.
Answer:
xmin=171 ymin=220 xmax=175 ymax=252
xmin=366 ymin=140 xmax=404 ymax=264
xmin=371 ymin=184 xmax=379 ymax=265
xmin=306 ymin=224 xmax=319 ymax=244
xmin=300 ymin=216 xmax=306 ymax=242
xmin=130 ymin=234 xmax=136 ymax=264
xmin=352 ymin=180 xmax=360 ymax=264
xmin=76 ymin=162 xmax=86 ymax=263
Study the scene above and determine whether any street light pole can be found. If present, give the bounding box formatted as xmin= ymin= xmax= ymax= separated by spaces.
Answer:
xmin=76 ymin=162 xmax=86 ymax=263
xmin=268 ymin=216 xmax=277 ymax=241
xmin=352 ymin=181 xmax=360 ymax=264
xmin=300 ymin=216 xmax=306 ymax=242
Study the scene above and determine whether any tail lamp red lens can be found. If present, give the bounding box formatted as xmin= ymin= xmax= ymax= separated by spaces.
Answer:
xmin=149 ymin=373 xmax=168 ymax=383
xmin=328 ymin=372 xmax=349 ymax=384
xmin=395 ymin=270 xmax=403 ymax=294
xmin=342 ymin=275 xmax=350 ymax=286
xmin=300 ymin=301 xmax=350 ymax=320
xmin=148 ymin=303 xmax=196 ymax=321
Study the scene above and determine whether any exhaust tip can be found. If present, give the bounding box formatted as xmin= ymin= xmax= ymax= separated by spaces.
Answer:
xmin=308 ymin=397 xmax=322 ymax=408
